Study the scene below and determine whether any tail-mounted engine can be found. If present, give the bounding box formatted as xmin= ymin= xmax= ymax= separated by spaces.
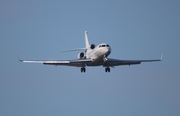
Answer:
xmin=90 ymin=44 xmax=95 ymax=49
xmin=78 ymin=52 xmax=85 ymax=59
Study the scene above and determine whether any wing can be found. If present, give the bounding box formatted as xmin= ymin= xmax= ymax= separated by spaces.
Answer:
xmin=105 ymin=54 xmax=163 ymax=67
xmin=18 ymin=57 xmax=92 ymax=67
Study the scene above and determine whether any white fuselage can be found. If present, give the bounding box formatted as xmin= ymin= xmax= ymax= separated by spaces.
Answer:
xmin=86 ymin=43 xmax=111 ymax=66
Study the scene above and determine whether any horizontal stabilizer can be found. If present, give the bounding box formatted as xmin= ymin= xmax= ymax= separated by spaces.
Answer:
xmin=61 ymin=48 xmax=87 ymax=52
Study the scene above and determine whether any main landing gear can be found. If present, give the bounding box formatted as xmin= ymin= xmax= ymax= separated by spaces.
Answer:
xmin=81 ymin=67 xmax=86 ymax=73
xmin=80 ymin=67 xmax=110 ymax=73
xmin=105 ymin=67 xmax=110 ymax=72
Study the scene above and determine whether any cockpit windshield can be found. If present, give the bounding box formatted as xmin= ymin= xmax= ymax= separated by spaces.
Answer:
xmin=99 ymin=44 xmax=110 ymax=48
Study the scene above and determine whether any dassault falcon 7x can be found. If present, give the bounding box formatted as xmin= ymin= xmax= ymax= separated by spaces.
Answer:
xmin=19 ymin=31 xmax=163 ymax=73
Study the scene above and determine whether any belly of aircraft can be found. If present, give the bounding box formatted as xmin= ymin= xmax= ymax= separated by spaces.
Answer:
xmin=87 ymin=56 xmax=104 ymax=66
xmin=86 ymin=48 xmax=110 ymax=66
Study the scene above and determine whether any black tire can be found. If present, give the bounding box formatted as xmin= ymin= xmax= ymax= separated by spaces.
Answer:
xmin=105 ymin=68 xmax=107 ymax=72
xmin=84 ymin=68 xmax=86 ymax=72
xmin=108 ymin=68 xmax=110 ymax=72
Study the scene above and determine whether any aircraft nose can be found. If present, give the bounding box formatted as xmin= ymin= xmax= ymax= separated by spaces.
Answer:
xmin=108 ymin=46 xmax=111 ymax=53
xmin=105 ymin=46 xmax=111 ymax=55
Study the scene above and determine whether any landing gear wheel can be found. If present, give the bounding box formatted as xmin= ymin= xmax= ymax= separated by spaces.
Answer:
xmin=81 ymin=67 xmax=86 ymax=73
xmin=84 ymin=68 xmax=86 ymax=72
xmin=105 ymin=67 xmax=110 ymax=72
xmin=108 ymin=67 xmax=110 ymax=72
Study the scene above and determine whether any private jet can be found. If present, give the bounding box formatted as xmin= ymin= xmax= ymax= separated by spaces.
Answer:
xmin=19 ymin=31 xmax=163 ymax=72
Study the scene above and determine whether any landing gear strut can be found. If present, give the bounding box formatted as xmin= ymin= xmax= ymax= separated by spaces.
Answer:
xmin=105 ymin=67 xmax=110 ymax=72
xmin=81 ymin=67 xmax=86 ymax=73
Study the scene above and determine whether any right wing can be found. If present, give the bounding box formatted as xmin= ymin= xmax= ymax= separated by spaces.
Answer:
xmin=18 ymin=57 xmax=92 ymax=67
xmin=105 ymin=54 xmax=163 ymax=67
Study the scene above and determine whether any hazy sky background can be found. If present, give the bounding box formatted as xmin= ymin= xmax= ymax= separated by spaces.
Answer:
xmin=0 ymin=0 xmax=180 ymax=116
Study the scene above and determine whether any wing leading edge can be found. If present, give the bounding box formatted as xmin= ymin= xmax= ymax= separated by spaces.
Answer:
xmin=18 ymin=54 xmax=162 ymax=68
xmin=18 ymin=57 xmax=92 ymax=67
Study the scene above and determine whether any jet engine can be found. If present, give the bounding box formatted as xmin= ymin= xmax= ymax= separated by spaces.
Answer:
xmin=78 ymin=52 xmax=85 ymax=59
xmin=90 ymin=44 xmax=95 ymax=49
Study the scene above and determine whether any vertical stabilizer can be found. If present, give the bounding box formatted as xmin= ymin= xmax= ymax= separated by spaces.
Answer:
xmin=85 ymin=31 xmax=90 ymax=48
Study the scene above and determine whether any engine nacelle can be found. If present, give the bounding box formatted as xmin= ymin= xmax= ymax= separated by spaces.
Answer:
xmin=90 ymin=44 xmax=95 ymax=49
xmin=78 ymin=52 xmax=85 ymax=59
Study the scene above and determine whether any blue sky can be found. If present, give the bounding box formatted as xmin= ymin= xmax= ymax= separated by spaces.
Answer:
xmin=0 ymin=0 xmax=180 ymax=116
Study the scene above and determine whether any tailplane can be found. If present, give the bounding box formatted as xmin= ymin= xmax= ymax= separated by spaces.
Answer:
xmin=61 ymin=31 xmax=90 ymax=53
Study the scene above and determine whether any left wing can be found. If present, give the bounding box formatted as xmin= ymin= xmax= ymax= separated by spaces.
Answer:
xmin=105 ymin=54 xmax=163 ymax=67
xmin=18 ymin=57 xmax=92 ymax=67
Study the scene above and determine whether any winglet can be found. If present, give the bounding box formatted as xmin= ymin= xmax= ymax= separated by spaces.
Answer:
xmin=17 ymin=55 xmax=23 ymax=62
xmin=160 ymin=54 xmax=163 ymax=61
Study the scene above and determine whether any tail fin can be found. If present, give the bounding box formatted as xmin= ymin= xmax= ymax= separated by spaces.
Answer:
xmin=61 ymin=31 xmax=90 ymax=53
xmin=85 ymin=31 xmax=90 ymax=48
